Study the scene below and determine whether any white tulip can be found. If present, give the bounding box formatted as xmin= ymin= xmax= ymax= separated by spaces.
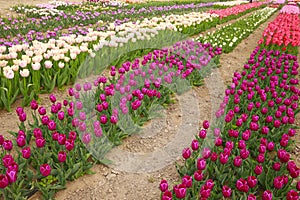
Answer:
xmin=64 ymin=57 xmax=70 ymax=62
xmin=20 ymin=69 xmax=30 ymax=78
xmin=58 ymin=62 xmax=65 ymax=69
xmin=32 ymin=63 xmax=41 ymax=71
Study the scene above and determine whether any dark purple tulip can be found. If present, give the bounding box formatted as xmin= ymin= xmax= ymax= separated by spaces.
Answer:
xmin=47 ymin=120 xmax=56 ymax=131
xmin=58 ymin=151 xmax=66 ymax=163
xmin=19 ymin=112 xmax=26 ymax=122
xmin=35 ymin=137 xmax=45 ymax=148
xmin=202 ymin=120 xmax=209 ymax=129
xmin=16 ymin=136 xmax=26 ymax=147
xmin=240 ymin=148 xmax=250 ymax=159
xmin=2 ymin=154 xmax=14 ymax=168
xmin=233 ymin=156 xmax=242 ymax=167
xmin=219 ymin=152 xmax=229 ymax=164
xmin=238 ymin=140 xmax=246 ymax=149
xmin=16 ymin=107 xmax=24 ymax=116
xmin=254 ymin=165 xmax=263 ymax=175
xmin=182 ymin=148 xmax=191 ymax=159
xmin=173 ymin=184 xmax=186 ymax=199
xmin=40 ymin=164 xmax=51 ymax=177
xmin=199 ymin=129 xmax=206 ymax=139
xmin=49 ymin=94 xmax=56 ymax=103
xmin=6 ymin=169 xmax=17 ymax=183
xmin=222 ymin=185 xmax=232 ymax=198
xmin=41 ymin=115 xmax=49 ymax=125
xmin=65 ymin=139 xmax=74 ymax=151
xmin=159 ymin=180 xmax=168 ymax=192
xmin=82 ymin=133 xmax=91 ymax=144
xmin=58 ymin=134 xmax=66 ymax=145
xmin=38 ymin=107 xmax=46 ymax=115
xmin=57 ymin=111 xmax=65 ymax=120
xmin=191 ymin=139 xmax=199 ymax=151
xmin=3 ymin=140 xmax=13 ymax=151
xmin=68 ymin=88 xmax=75 ymax=96
xmin=30 ymin=100 xmax=39 ymax=110
xmin=182 ymin=175 xmax=192 ymax=188
xmin=21 ymin=147 xmax=31 ymax=159
xmin=100 ymin=115 xmax=108 ymax=124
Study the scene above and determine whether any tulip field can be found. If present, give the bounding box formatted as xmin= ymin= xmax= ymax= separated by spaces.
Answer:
xmin=0 ymin=0 xmax=299 ymax=199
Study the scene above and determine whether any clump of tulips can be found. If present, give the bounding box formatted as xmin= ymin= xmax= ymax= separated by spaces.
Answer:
xmin=258 ymin=12 xmax=300 ymax=55
xmin=160 ymin=47 xmax=300 ymax=199
xmin=69 ymin=40 xmax=222 ymax=160
xmin=0 ymin=96 xmax=95 ymax=200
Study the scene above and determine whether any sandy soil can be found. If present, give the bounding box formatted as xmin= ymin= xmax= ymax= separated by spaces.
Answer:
xmin=0 ymin=2 xmax=299 ymax=200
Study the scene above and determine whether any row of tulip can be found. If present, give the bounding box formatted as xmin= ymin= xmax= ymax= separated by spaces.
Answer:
xmin=0 ymin=3 xmax=267 ymax=55
xmin=196 ymin=7 xmax=277 ymax=53
xmin=0 ymin=40 xmax=222 ymax=199
xmin=3 ymin=1 xmax=217 ymax=43
xmin=1 ymin=2 xmax=267 ymax=46
xmin=208 ymin=2 xmax=266 ymax=18
xmin=213 ymin=1 xmax=248 ymax=6
xmin=159 ymin=10 xmax=300 ymax=200
xmin=273 ymin=0 xmax=286 ymax=4
xmin=279 ymin=4 xmax=300 ymax=14
xmin=12 ymin=1 xmax=127 ymax=18
xmin=0 ymin=2 xmax=268 ymax=111
xmin=258 ymin=12 xmax=300 ymax=55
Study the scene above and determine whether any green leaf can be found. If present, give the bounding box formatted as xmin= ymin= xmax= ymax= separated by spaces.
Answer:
xmin=49 ymin=74 xmax=58 ymax=92
xmin=11 ymin=88 xmax=20 ymax=102
xmin=49 ymin=184 xmax=66 ymax=190
xmin=99 ymin=158 xmax=113 ymax=165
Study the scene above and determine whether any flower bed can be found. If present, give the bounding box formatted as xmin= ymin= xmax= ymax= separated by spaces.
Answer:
xmin=258 ymin=13 xmax=300 ymax=55
xmin=0 ymin=2 xmax=267 ymax=111
xmin=4 ymin=1 xmax=216 ymax=44
xmin=214 ymin=1 xmax=248 ymax=6
xmin=159 ymin=47 xmax=300 ymax=200
xmin=280 ymin=4 xmax=300 ymax=14
xmin=0 ymin=40 xmax=222 ymax=199
xmin=159 ymin=8 xmax=300 ymax=200
xmin=196 ymin=7 xmax=277 ymax=53
xmin=209 ymin=2 xmax=266 ymax=19
xmin=273 ymin=0 xmax=286 ymax=4
xmin=3 ymin=1 xmax=264 ymax=47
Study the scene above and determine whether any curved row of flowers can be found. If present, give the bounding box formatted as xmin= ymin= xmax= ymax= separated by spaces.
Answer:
xmin=159 ymin=6 xmax=300 ymax=200
xmin=0 ymin=2 xmax=268 ymax=111
xmin=0 ymin=40 xmax=222 ymax=199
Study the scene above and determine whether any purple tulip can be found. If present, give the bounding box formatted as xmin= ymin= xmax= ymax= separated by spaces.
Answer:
xmin=40 ymin=164 xmax=51 ymax=177
xmin=159 ymin=180 xmax=168 ymax=192
xmin=82 ymin=132 xmax=91 ymax=144
xmin=3 ymin=140 xmax=13 ymax=151
xmin=21 ymin=147 xmax=31 ymax=159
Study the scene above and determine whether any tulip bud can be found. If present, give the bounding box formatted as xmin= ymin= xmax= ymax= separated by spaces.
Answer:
xmin=159 ymin=180 xmax=168 ymax=192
